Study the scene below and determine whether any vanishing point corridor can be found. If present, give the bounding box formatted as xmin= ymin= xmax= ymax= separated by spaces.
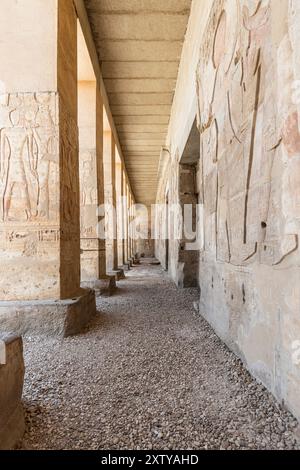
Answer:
xmin=1 ymin=0 xmax=300 ymax=455
xmin=21 ymin=260 xmax=299 ymax=451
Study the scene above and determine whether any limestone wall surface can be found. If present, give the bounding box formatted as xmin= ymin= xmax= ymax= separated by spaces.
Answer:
xmin=0 ymin=0 xmax=80 ymax=301
xmin=0 ymin=333 xmax=24 ymax=449
xmin=156 ymin=0 xmax=300 ymax=421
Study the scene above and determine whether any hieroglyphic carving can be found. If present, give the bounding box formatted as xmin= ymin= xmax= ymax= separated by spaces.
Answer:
xmin=60 ymin=103 xmax=79 ymax=228
xmin=34 ymin=93 xmax=59 ymax=219
xmin=0 ymin=91 xmax=81 ymax=301
xmin=0 ymin=92 xmax=58 ymax=223
xmin=80 ymin=149 xmax=98 ymax=238
xmin=80 ymin=150 xmax=97 ymax=207
xmin=196 ymin=0 xmax=299 ymax=267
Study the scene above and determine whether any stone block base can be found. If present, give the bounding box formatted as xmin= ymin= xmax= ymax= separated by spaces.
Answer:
xmin=81 ymin=276 xmax=116 ymax=296
xmin=108 ymin=269 xmax=125 ymax=281
xmin=0 ymin=289 xmax=96 ymax=337
xmin=117 ymin=267 xmax=126 ymax=279
xmin=120 ymin=263 xmax=130 ymax=271
xmin=133 ymin=254 xmax=141 ymax=264
xmin=0 ymin=333 xmax=25 ymax=450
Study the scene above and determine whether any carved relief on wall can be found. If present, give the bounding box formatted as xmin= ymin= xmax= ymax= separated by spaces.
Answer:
xmin=80 ymin=150 xmax=97 ymax=207
xmin=196 ymin=0 xmax=299 ymax=267
xmin=80 ymin=149 xmax=98 ymax=238
xmin=0 ymin=92 xmax=59 ymax=224
xmin=60 ymin=102 xmax=79 ymax=229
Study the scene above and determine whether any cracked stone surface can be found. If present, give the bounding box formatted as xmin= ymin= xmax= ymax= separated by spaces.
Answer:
xmin=20 ymin=260 xmax=300 ymax=450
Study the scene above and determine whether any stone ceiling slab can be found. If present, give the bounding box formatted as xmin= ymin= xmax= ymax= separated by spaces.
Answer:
xmin=111 ymin=105 xmax=172 ymax=116
xmin=86 ymin=0 xmax=191 ymax=14
xmin=108 ymin=93 xmax=173 ymax=106
xmin=104 ymin=79 xmax=177 ymax=94
xmin=84 ymin=0 xmax=191 ymax=204
xmin=89 ymin=14 xmax=189 ymax=41
xmin=96 ymin=40 xmax=183 ymax=62
xmin=117 ymin=124 xmax=168 ymax=133
xmin=102 ymin=62 xmax=178 ymax=79
xmin=114 ymin=115 xmax=170 ymax=125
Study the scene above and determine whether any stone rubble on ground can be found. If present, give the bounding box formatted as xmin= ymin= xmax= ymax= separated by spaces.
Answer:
xmin=20 ymin=261 xmax=300 ymax=450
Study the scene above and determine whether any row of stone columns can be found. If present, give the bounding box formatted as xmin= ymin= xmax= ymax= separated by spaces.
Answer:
xmin=0 ymin=0 xmax=137 ymax=449
xmin=0 ymin=0 xmax=136 ymax=337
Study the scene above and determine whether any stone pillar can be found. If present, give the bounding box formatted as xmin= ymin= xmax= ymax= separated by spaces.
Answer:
xmin=116 ymin=160 xmax=123 ymax=267
xmin=103 ymin=132 xmax=123 ymax=280
xmin=122 ymin=171 xmax=130 ymax=269
xmin=126 ymin=185 xmax=132 ymax=265
xmin=116 ymin=161 xmax=128 ymax=272
xmin=0 ymin=0 xmax=95 ymax=336
xmin=128 ymin=192 xmax=134 ymax=262
xmin=130 ymin=194 xmax=136 ymax=260
xmin=129 ymin=192 xmax=132 ymax=259
xmin=123 ymin=175 xmax=129 ymax=265
xmin=78 ymin=82 xmax=115 ymax=295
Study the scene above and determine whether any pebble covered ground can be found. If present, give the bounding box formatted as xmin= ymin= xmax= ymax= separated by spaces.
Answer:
xmin=21 ymin=260 xmax=300 ymax=450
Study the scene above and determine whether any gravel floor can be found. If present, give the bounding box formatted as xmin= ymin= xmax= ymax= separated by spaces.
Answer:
xmin=21 ymin=259 xmax=300 ymax=450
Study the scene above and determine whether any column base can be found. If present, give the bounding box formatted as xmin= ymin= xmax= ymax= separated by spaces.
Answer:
xmin=0 ymin=334 xmax=25 ymax=450
xmin=0 ymin=289 xmax=96 ymax=337
xmin=120 ymin=263 xmax=130 ymax=271
xmin=117 ymin=267 xmax=127 ymax=278
xmin=108 ymin=269 xmax=125 ymax=281
xmin=81 ymin=275 xmax=116 ymax=296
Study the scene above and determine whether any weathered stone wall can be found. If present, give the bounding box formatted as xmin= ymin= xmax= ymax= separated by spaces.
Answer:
xmin=79 ymin=81 xmax=104 ymax=283
xmin=135 ymin=206 xmax=155 ymax=258
xmin=0 ymin=333 xmax=25 ymax=449
xmin=0 ymin=0 xmax=80 ymax=301
xmin=136 ymin=238 xmax=155 ymax=259
xmin=58 ymin=0 xmax=80 ymax=299
xmin=0 ymin=92 xmax=61 ymax=300
xmin=104 ymin=131 xmax=118 ymax=272
xmin=156 ymin=0 xmax=300 ymax=421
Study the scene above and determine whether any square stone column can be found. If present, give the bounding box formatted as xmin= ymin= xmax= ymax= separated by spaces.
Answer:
xmin=129 ymin=193 xmax=134 ymax=259
xmin=116 ymin=161 xmax=127 ymax=272
xmin=78 ymin=82 xmax=115 ymax=294
xmin=0 ymin=0 xmax=95 ymax=336
xmin=125 ymin=184 xmax=132 ymax=264
xmin=103 ymin=131 xmax=123 ymax=280
xmin=123 ymin=175 xmax=129 ymax=265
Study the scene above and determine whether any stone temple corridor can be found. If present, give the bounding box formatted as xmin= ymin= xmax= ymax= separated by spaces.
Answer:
xmin=1 ymin=0 xmax=300 ymax=454
xmin=21 ymin=260 xmax=300 ymax=450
